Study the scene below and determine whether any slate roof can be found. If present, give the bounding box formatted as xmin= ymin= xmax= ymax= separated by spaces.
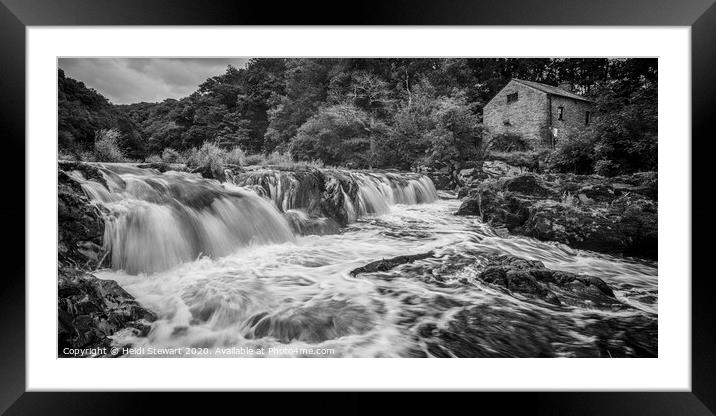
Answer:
xmin=513 ymin=79 xmax=593 ymax=102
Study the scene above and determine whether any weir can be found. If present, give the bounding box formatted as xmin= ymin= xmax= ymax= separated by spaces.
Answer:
xmin=66 ymin=163 xmax=439 ymax=275
xmin=234 ymin=168 xmax=438 ymax=221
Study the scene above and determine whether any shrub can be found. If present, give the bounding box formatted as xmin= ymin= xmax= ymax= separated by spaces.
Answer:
xmin=224 ymin=147 xmax=246 ymax=166
xmin=184 ymin=143 xmax=246 ymax=172
xmin=243 ymin=153 xmax=265 ymax=166
xmin=93 ymin=128 xmax=127 ymax=162
xmin=161 ymin=148 xmax=185 ymax=164
xmin=185 ymin=142 xmax=226 ymax=171
xmin=145 ymin=154 xmax=163 ymax=163
xmin=549 ymin=134 xmax=595 ymax=174
xmin=58 ymin=150 xmax=77 ymax=161
xmin=241 ymin=151 xmax=325 ymax=168
xmin=78 ymin=150 xmax=95 ymax=162
xmin=264 ymin=150 xmax=296 ymax=165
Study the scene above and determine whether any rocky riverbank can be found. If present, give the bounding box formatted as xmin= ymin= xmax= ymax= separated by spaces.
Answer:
xmin=58 ymin=162 xmax=156 ymax=357
xmin=456 ymin=171 xmax=658 ymax=260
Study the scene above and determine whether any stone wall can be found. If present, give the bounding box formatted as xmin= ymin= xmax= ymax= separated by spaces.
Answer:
xmin=483 ymin=80 xmax=550 ymax=147
xmin=549 ymin=95 xmax=593 ymax=144
xmin=484 ymin=80 xmax=594 ymax=149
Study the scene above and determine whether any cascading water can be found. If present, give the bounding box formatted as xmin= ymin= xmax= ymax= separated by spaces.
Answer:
xmin=233 ymin=168 xmax=438 ymax=220
xmin=69 ymin=163 xmax=657 ymax=357
xmin=69 ymin=164 xmax=296 ymax=274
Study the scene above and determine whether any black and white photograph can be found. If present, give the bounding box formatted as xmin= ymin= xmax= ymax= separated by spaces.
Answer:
xmin=57 ymin=57 xmax=658 ymax=359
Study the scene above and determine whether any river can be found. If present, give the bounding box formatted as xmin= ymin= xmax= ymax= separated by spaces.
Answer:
xmin=73 ymin=164 xmax=657 ymax=358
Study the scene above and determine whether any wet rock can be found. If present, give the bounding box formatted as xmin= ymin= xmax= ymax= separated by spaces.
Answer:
xmin=503 ymin=174 xmax=557 ymax=198
xmin=235 ymin=167 xmax=361 ymax=226
xmin=58 ymin=164 xmax=158 ymax=356
xmin=481 ymin=160 xmax=524 ymax=179
xmin=416 ymin=165 xmax=452 ymax=190
xmin=577 ymin=183 xmax=616 ymax=203
xmin=610 ymin=171 xmax=658 ymax=200
xmin=350 ymin=251 xmax=436 ymax=277
xmin=236 ymin=166 xmax=436 ymax=227
xmin=321 ymin=171 xmax=359 ymax=226
xmin=455 ymin=197 xmax=481 ymax=216
xmin=477 ymin=255 xmax=618 ymax=307
xmin=191 ymin=165 xmax=226 ymax=182
xmin=58 ymin=266 xmax=156 ymax=356
xmin=58 ymin=161 xmax=109 ymax=189
xmin=58 ymin=170 xmax=107 ymax=269
xmin=457 ymin=172 xmax=657 ymax=259
xmin=284 ymin=210 xmax=340 ymax=236
xmin=457 ymin=167 xmax=488 ymax=187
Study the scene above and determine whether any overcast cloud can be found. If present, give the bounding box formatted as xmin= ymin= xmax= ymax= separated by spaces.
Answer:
xmin=58 ymin=58 xmax=251 ymax=104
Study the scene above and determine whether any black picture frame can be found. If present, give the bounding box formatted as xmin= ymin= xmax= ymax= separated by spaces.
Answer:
xmin=1 ymin=0 xmax=712 ymax=413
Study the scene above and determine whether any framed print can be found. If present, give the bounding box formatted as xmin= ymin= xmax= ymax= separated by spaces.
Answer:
xmin=2 ymin=0 xmax=713 ymax=413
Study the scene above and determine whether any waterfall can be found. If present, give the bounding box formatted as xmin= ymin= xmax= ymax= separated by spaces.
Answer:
xmin=67 ymin=164 xmax=439 ymax=275
xmin=68 ymin=164 xmax=295 ymax=275
xmin=235 ymin=168 xmax=438 ymax=221
xmin=352 ymin=173 xmax=438 ymax=216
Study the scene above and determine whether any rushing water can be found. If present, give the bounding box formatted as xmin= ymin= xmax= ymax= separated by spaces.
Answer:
xmin=71 ymin=164 xmax=657 ymax=358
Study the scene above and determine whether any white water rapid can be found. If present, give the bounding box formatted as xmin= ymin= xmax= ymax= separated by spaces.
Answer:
xmin=68 ymin=163 xmax=657 ymax=358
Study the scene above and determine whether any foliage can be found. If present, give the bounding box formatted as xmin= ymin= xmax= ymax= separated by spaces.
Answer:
xmin=183 ymin=142 xmax=247 ymax=172
xmin=423 ymin=93 xmax=485 ymax=169
xmin=186 ymin=142 xmax=229 ymax=171
xmin=59 ymin=58 xmax=657 ymax=175
xmin=590 ymin=80 xmax=657 ymax=175
xmin=289 ymin=103 xmax=383 ymax=167
xmin=58 ymin=150 xmax=77 ymax=161
xmin=145 ymin=154 xmax=163 ymax=163
xmin=224 ymin=147 xmax=246 ymax=166
xmin=93 ymin=128 xmax=127 ymax=162
xmin=549 ymin=70 xmax=657 ymax=176
xmin=58 ymin=70 xmax=144 ymax=158
xmin=549 ymin=134 xmax=596 ymax=174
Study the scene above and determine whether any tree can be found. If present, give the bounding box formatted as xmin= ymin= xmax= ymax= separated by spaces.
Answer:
xmin=264 ymin=59 xmax=330 ymax=152
xmin=290 ymin=103 xmax=387 ymax=167
xmin=60 ymin=58 xmax=656 ymax=173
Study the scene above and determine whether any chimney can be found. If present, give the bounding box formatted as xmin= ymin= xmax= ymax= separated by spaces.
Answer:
xmin=558 ymin=81 xmax=572 ymax=92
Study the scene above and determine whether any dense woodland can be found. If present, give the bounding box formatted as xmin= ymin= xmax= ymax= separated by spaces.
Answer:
xmin=58 ymin=58 xmax=657 ymax=176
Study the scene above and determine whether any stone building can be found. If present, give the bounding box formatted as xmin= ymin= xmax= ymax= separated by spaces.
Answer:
xmin=482 ymin=79 xmax=594 ymax=149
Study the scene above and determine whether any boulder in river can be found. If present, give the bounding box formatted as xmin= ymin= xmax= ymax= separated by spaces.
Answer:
xmin=477 ymin=255 xmax=618 ymax=307
xmin=457 ymin=172 xmax=657 ymax=259
xmin=350 ymin=251 xmax=436 ymax=277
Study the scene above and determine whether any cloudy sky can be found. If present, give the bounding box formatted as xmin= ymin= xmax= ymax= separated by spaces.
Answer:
xmin=58 ymin=58 xmax=251 ymax=104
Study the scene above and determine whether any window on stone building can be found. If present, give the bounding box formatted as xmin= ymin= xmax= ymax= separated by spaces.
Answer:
xmin=506 ymin=92 xmax=518 ymax=103
xmin=585 ymin=111 xmax=591 ymax=125
xmin=558 ymin=106 xmax=564 ymax=120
